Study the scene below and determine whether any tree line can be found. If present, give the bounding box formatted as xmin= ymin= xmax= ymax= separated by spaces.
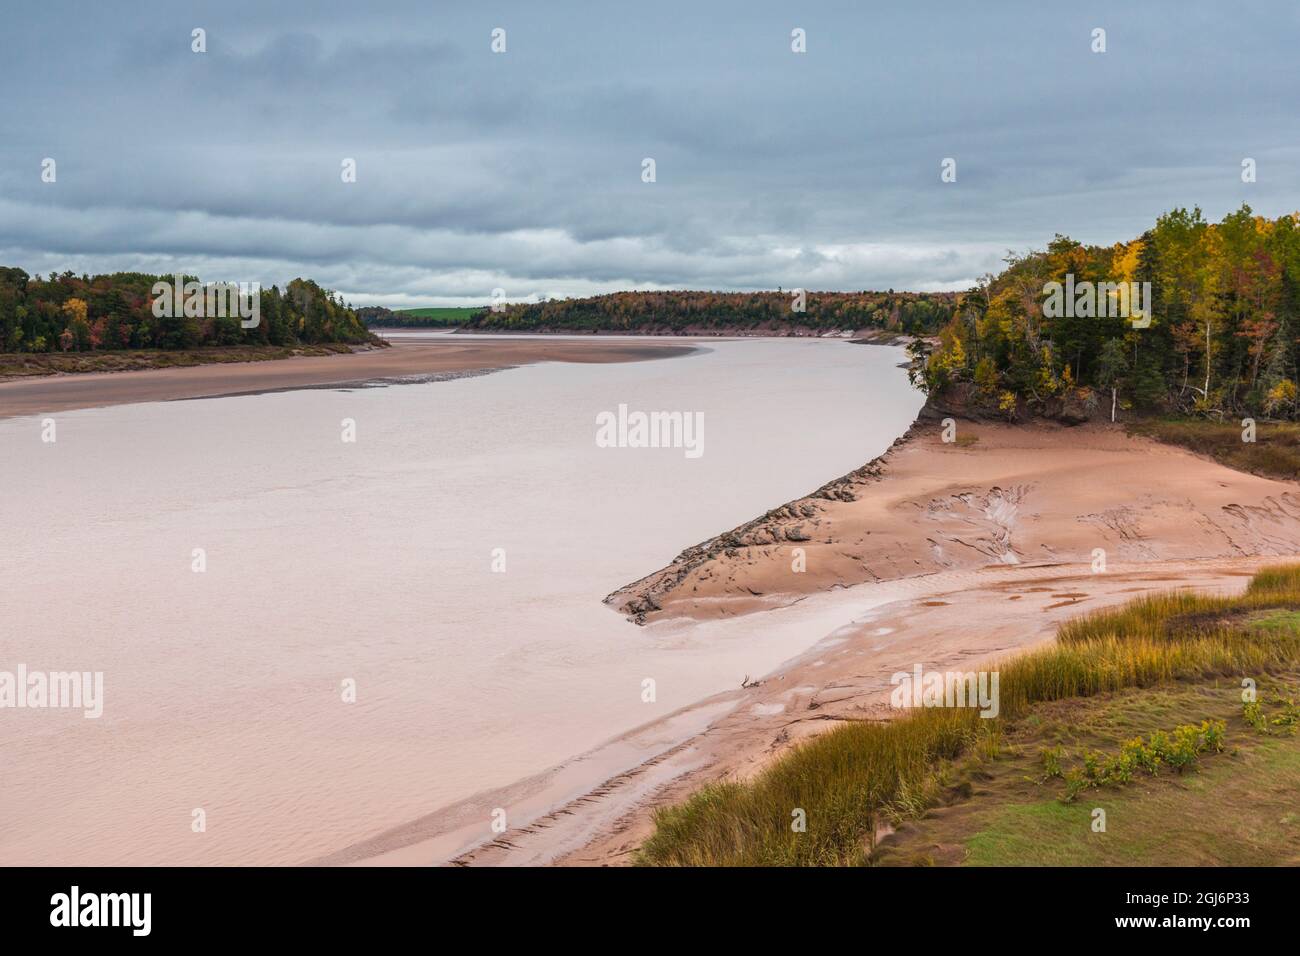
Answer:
xmin=0 ymin=268 xmax=375 ymax=352
xmin=463 ymin=289 xmax=957 ymax=334
xmin=915 ymin=205 xmax=1300 ymax=420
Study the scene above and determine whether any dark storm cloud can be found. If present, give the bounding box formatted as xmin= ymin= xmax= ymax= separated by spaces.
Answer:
xmin=1 ymin=0 xmax=1297 ymax=305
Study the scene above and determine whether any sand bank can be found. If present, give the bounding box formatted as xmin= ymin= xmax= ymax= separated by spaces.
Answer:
xmin=607 ymin=419 xmax=1300 ymax=623
xmin=0 ymin=336 xmax=696 ymax=419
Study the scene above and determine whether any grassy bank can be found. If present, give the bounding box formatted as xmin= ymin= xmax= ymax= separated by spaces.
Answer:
xmin=876 ymin=672 xmax=1300 ymax=865
xmin=1128 ymin=418 xmax=1300 ymax=481
xmin=0 ymin=343 xmax=361 ymax=381
xmin=638 ymin=565 xmax=1300 ymax=866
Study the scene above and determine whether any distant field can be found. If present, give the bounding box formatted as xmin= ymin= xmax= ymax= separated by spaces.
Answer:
xmin=394 ymin=307 xmax=482 ymax=322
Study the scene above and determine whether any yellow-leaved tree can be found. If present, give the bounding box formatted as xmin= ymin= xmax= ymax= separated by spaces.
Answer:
xmin=61 ymin=297 xmax=91 ymax=351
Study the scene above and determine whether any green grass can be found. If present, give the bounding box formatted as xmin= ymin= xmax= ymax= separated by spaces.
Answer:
xmin=1246 ymin=563 xmax=1300 ymax=596
xmin=894 ymin=677 xmax=1300 ymax=866
xmin=961 ymin=736 xmax=1300 ymax=866
xmin=1129 ymin=417 xmax=1300 ymax=481
xmin=393 ymin=307 xmax=482 ymax=322
xmin=637 ymin=564 xmax=1300 ymax=866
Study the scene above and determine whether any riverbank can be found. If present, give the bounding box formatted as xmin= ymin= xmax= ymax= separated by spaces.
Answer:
xmin=0 ymin=335 xmax=696 ymax=419
xmin=606 ymin=418 xmax=1300 ymax=624
xmin=566 ymin=558 xmax=1282 ymax=866
xmin=448 ymin=325 xmax=920 ymax=344
xmin=374 ymin=416 xmax=1300 ymax=866
xmin=0 ymin=343 xmax=367 ymax=382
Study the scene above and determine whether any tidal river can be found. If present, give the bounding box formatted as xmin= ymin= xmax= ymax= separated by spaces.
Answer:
xmin=0 ymin=336 xmax=923 ymax=864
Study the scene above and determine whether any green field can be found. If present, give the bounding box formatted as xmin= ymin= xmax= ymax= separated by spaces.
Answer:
xmin=393 ymin=307 xmax=482 ymax=322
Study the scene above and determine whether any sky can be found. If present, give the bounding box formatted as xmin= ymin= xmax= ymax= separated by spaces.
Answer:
xmin=1 ymin=1 xmax=1297 ymax=307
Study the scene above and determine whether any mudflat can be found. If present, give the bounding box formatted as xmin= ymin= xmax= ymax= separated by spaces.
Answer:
xmin=0 ymin=335 xmax=697 ymax=419
xmin=607 ymin=419 xmax=1300 ymax=623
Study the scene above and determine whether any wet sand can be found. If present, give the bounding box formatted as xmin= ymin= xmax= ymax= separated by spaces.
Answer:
xmin=607 ymin=419 xmax=1300 ymax=622
xmin=494 ymin=559 xmax=1272 ymax=867
xmin=0 ymin=336 xmax=696 ymax=419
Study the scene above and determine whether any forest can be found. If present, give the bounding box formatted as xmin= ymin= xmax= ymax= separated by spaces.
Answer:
xmin=915 ymin=204 xmax=1300 ymax=421
xmin=462 ymin=289 xmax=956 ymax=334
xmin=0 ymin=269 xmax=375 ymax=352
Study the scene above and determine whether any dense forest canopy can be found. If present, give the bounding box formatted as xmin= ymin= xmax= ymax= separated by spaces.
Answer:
xmin=916 ymin=204 xmax=1300 ymax=421
xmin=463 ymin=289 xmax=957 ymax=334
xmin=0 ymin=269 xmax=374 ymax=352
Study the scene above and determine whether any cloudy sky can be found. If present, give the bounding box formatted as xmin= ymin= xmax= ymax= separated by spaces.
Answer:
xmin=1 ymin=1 xmax=1297 ymax=307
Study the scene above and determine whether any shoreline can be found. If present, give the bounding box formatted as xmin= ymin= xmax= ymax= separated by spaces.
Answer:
xmin=0 ymin=342 xmax=371 ymax=383
xmin=445 ymin=325 xmax=920 ymax=344
xmin=0 ymin=335 xmax=698 ymax=419
xmin=513 ymin=558 xmax=1275 ymax=867
xmin=325 ymin=557 xmax=1280 ymax=867
xmin=331 ymin=414 xmax=1300 ymax=867
xmin=604 ymin=417 xmax=1300 ymax=624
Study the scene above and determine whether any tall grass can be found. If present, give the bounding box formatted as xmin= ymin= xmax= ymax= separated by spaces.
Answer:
xmin=1246 ymin=563 xmax=1300 ymax=596
xmin=1128 ymin=419 xmax=1300 ymax=481
xmin=637 ymin=564 xmax=1300 ymax=866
